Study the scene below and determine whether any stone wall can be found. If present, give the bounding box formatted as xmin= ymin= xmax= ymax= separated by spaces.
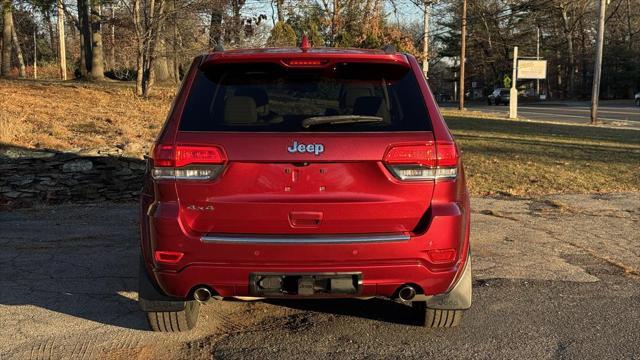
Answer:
xmin=1 ymin=146 xmax=145 ymax=208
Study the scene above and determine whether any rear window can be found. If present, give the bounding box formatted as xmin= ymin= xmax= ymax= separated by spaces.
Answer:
xmin=179 ymin=62 xmax=432 ymax=132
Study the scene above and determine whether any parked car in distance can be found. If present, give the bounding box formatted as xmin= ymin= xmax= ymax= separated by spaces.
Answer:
xmin=138 ymin=38 xmax=472 ymax=332
xmin=488 ymin=88 xmax=510 ymax=105
xmin=635 ymin=92 xmax=639 ymax=106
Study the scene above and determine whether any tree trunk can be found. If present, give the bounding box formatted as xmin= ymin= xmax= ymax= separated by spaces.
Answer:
xmin=89 ymin=0 xmax=104 ymax=80
xmin=275 ymin=0 xmax=284 ymax=22
xmin=46 ymin=9 xmax=55 ymax=49
xmin=1 ymin=0 xmax=13 ymax=77
xmin=209 ymin=4 xmax=223 ymax=47
xmin=133 ymin=0 xmax=143 ymax=96
xmin=142 ymin=0 xmax=166 ymax=96
xmin=78 ymin=0 xmax=92 ymax=77
xmin=57 ymin=0 xmax=67 ymax=80
xmin=566 ymin=32 xmax=575 ymax=98
xmin=230 ymin=0 xmax=244 ymax=45
xmin=154 ymin=36 xmax=170 ymax=82
xmin=10 ymin=13 xmax=25 ymax=78
xmin=560 ymin=3 xmax=575 ymax=99
xmin=173 ymin=0 xmax=179 ymax=82
xmin=109 ymin=5 xmax=115 ymax=69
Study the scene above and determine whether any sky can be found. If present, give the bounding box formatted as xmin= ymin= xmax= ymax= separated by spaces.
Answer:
xmin=239 ymin=0 xmax=426 ymax=26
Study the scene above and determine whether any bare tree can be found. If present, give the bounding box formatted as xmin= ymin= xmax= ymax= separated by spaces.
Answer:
xmin=130 ymin=0 xmax=166 ymax=96
xmin=274 ymin=0 xmax=284 ymax=22
xmin=209 ymin=1 xmax=223 ymax=48
xmin=90 ymin=0 xmax=104 ymax=80
xmin=109 ymin=5 xmax=115 ymax=69
xmin=77 ymin=0 xmax=92 ymax=77
xmin=1 ymin=0 xmax=12 ymax=77
xmin=57 ymin=0 xmax=67 ymax=80
xmin=557 ymin=0 xmax=590 ymax=99
xmin=10 ymin=12 xmax=24 ymax=77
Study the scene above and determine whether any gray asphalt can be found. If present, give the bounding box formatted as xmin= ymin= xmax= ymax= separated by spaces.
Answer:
xmin=1 ymin=194 xmax=639 ymax=359
xmin=443 ymin=101 xmax=640 ymax=126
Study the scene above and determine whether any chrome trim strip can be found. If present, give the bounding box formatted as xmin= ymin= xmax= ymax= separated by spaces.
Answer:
xmin=200 ymin=233 xmax=410 ymax=244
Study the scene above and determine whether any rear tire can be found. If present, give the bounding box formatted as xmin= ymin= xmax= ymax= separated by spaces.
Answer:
xmin=146 ymin=300 xmax=200 ymax=332
xmin=413 ymin=302 xmax=464 ymax=328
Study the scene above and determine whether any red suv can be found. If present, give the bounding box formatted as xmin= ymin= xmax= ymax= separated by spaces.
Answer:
xmin=139 ymin=42 xmax=472 ymax=332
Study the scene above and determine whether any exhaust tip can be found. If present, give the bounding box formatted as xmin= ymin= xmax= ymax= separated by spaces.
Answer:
xmin=193 ymin=287 xmax=212 ymax=303
xmin=398 ymin=285 xmax=417 ymax=302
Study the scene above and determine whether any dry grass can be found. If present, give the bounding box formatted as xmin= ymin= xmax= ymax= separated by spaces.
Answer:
xmin=0 ymin=79 xmax=174 ymax=157
xmin=447 ymin=116 xmax=640 ymax=196
xmin=1 ymin=79 xmax=638 ymax=196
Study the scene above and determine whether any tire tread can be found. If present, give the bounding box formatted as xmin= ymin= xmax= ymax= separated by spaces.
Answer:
xmin=146 ymin=301 xmax=200 ymax=332
xmin=415 ymin=302 xmax=464 ymax=328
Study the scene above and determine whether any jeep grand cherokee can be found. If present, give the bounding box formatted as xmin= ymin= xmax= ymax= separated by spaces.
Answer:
xmin=138 ymin=39 xmax=472 ymax=332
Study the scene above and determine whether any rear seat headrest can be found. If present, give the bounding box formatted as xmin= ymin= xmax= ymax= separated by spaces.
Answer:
xmin=340 ymin=86 xmax=374 ymax=109
xmin=234 ymin=87 xmax=269 ymax=107
xmin=353 ymin=96 xmax=385 ymax=116
xmin=224 ymin=96 xmax=258 ymax=124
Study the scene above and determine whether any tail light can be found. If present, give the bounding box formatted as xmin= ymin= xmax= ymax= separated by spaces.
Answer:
xmin=383 ymin=142 xmax=458 ymax=181
xmin=151 ymin=144 xmax=226 ymax=181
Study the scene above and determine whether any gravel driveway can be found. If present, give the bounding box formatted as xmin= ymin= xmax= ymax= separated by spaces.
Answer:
xmin=1 ymin=193 xmax=638 ymax=359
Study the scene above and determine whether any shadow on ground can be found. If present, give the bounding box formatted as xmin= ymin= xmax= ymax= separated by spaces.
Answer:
xmin=266 ymin=298 xmax=423 ymax=326
xmin=0 ymin=144 xmax=149 ymax=330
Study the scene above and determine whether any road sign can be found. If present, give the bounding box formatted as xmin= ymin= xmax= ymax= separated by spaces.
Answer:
xmin=517 ymin=60 xmax=547 ymax=79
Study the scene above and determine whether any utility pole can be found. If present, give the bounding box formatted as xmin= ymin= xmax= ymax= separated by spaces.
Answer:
xmin=57 ymin=0 xmax=67 ymax=80
xmin=536 ymin=26 xmax=540 ymax=98
xmin=458 ymin=0 xmax=467 ymax=110
xmin=422 ymin=1 xmax=431 ymax=78
xmin=591 ymin=0 xmax=607 ymax=125
xmin=509 ymin=46 xmax=518 ymax=119
xmin=110 ymin=5 xmax=116 ymax=70
xmin=33 ymin=27 xmax=37 ymax=79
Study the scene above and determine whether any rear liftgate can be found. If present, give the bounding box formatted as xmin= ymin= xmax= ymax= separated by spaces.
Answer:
xmin=250 ymin=273 xmax=362 ymax=297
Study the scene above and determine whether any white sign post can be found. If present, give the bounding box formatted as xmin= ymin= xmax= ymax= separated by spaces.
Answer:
xmin=509 ymin=46 xmax=518 ymax=119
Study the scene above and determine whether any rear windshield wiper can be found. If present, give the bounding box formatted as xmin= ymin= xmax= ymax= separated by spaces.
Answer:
xmin=302 ymin=115 xmax=384 ymax=129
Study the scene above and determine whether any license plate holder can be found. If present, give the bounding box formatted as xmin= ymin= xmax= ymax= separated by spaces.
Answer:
xmin=249 ymin=272 xmax=362 ymax=297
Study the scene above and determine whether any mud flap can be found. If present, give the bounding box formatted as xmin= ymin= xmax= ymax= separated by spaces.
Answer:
xmin=138 ymin=257 xmax=188 ymax=312
xmin=421 ymin=255 xmax=472 ymax=310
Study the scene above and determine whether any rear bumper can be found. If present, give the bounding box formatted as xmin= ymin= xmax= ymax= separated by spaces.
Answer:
xmin=154 ymin=261 xmax=459 ymax=299
xmin=142 ymin=199 xmax=471 ymax=299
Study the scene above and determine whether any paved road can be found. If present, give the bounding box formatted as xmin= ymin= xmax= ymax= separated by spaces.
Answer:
xmin=1 ymin=194 xmax=639 ymax=359
xmin=442 ymin=101 xmax=640 ymax=126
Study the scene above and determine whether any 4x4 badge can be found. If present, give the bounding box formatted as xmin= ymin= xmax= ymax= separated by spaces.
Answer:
xmin=287 ymin=141 xmax=324 ymax=156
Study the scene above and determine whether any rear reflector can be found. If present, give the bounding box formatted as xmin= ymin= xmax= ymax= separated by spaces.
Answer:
xmin=384 ymin=143 xmax=458 ymax=181
xmin=154 ymin=251 xmax=184 ymax=264
xmin=427 ymin=249 xmax=457 ymax=264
